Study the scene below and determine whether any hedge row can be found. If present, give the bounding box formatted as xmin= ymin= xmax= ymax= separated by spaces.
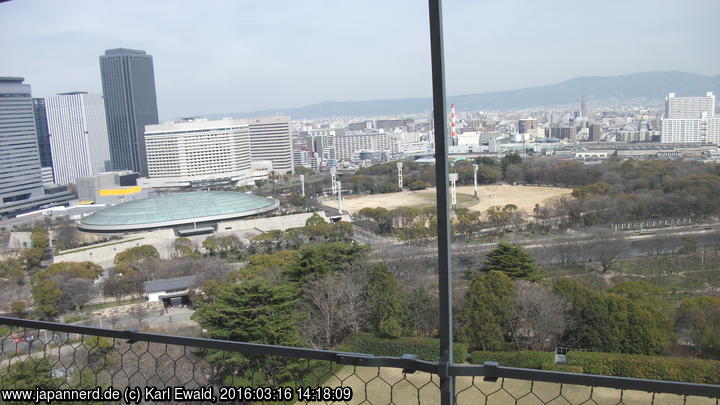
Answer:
xmin=345 ymin=334 xmax=469 ymax=363
xmin=566 ymin=351 xmax=720 ymax=384
xmin=469 ymin=350 xmax=720 ymax=384
xmin=470 ymin=351 xmax=553 ymax=369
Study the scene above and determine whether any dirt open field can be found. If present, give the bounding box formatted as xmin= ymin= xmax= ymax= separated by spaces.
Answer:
xmin=322 ymin=185 xmax=572 ymax=215
xmin=460 ymin=184 xmax=573 ymax=213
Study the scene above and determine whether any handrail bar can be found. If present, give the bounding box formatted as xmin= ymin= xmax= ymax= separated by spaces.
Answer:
xmin=1 ymin=316 xmax=718 ymax=398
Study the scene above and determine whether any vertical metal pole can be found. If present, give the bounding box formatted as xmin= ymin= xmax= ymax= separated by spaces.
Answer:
xmin=428 ymin=0 xmax=454 ymax=404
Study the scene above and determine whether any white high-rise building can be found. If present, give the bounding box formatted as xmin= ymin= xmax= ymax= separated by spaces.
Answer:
xmin=144 ymin=118 xmax=251 ymax=188
xmin=46 ymin=92 xmax=112 ymax=185
xmin=248 ymin=116 xmax=293 ymax=174
xmin=662 ymin=92 xmax=719 ymax=144
xmin=665 ymin=92 xmax=715 ymax=119
xmin=334 ymin=131 xmax=400 ymax=160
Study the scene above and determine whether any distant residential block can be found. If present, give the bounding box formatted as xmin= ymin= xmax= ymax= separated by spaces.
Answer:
xmin=662 ymin=92 xmax=719 ymax=144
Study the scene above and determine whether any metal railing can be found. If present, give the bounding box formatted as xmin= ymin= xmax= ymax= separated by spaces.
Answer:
xmin=1 ymin=316 xmax=718 ymax=404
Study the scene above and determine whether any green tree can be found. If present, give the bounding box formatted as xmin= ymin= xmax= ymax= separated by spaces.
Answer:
xmin=43 ymin=261 xmax=102 ymax=280
xmin=366 ymin=263 xmax=404 ymax=338
xmin=0 ymin=257 xmax=25 ymax=283
xmin=286 ymin=242 xmax=369 ymax=281
xmin=0 ymin=358 xmax=61 ymax=391
xmin=480 ymin=242 xmax=542 ymax=281
xmin=174 ymin=237 xmax=199 ymax=258
xmin=23 ymin=247 xmax=45 ymax=271
xmin=31 ymin=278 xmax=62 ymax=320
xmin=405 ymin=286 xmax=438 ymax=338
xmin=305 ymin=212 xmax=326 ymax=226
xmin=102 ymin=263 xmax=144 ymax=301
xmin=358 ymin=207 xmax=393 ymax=234
xmin=233 ymin=250 xmax=298 ymax=282
xmin=408 ymin=180 xmax=431 ymax=190
xmin=9 ymin=301 xmax=28 ymax=318
xmin=553 ymin=278 xmax=673 ymax=355
xmin=675 ymin=296 xmax=720 ymax=359
xmin=30 ymin=227 xmax=49 ymax=250
xmin=202 ymin=236 xmax=219 ymax=255
xmin=457 ymin=271 xmax=515 ymax=351
xmin=113 ymin=245 xmax=159 ymax=266
xmin=500 ymin=152 xmax=522 ymax=174
xmin=286 ymin=192 xmax=309 ymax=207
xmin=192 ymin=280 xmax=304 ymax=385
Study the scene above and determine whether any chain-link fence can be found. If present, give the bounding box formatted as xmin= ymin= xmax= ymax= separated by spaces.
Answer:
xmin=1 ymin=317 xmax=718 ymax=404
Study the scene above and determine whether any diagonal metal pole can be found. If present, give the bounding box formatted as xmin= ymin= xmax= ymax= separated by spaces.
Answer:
xmin=428 ymin=0 xmax=454 ymax=404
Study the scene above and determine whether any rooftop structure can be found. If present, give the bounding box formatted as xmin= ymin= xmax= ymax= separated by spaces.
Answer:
xmin=76 ymin=171 xmax=145 ymax=205
xmin=77 ymin=191 xmax=278 ymax=232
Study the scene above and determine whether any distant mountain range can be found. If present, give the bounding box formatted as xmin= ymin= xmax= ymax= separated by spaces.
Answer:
xmin=207 ymin=71 xmax=720 ymax=120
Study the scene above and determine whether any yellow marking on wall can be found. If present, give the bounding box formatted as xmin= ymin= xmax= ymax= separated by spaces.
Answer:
xmin=98 ymin=186 xmax=141 ymax=196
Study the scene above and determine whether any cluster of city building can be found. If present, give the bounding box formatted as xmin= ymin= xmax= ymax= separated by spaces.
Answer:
xmin=290 ymin=92 xmax=719 ymax=170
xmin=1 ymin=45 xmax=718 ymax=219
xmin=1 ymin=48 xmax=294 ymax=218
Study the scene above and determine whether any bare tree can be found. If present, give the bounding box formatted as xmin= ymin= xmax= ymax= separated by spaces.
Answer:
xmin=336 ymin=269 xmax=368 ymax=334
xmin=128 ymin=305 xmax=148 ymax=327
xmin=645 ymin=234 xmax=681 ymax=256
xmin=588 ymin=228 xmax=628 ymax=273
xmin=106 ymin=315 xmax=122 ymax=329
xmin=300 ymin=270 xmax=368 ymax=349
xmin=555 ymin=238 xmax=584 ymax=265
xmin=54 ymin=223 xmax=80 ymax=250
xmin=58 ymin=278 xmax=95 ymax=311
xmin=508 ymin=281 xmax=568 ymax=351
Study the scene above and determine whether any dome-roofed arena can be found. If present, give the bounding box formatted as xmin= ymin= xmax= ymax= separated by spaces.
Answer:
xmin=78 ymin=191 xmax=278 ymax=232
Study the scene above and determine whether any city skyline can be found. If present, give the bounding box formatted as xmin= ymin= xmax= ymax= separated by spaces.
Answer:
xmin=1 ymin=0 xmax=719 ymax=119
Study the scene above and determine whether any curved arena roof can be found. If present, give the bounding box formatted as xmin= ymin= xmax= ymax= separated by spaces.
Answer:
xmin=78 ymin=191 xmax=278 ymax=232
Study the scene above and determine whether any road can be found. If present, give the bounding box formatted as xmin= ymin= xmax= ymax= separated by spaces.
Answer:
xmin=371 ymin=223 xmax=720 ymax=271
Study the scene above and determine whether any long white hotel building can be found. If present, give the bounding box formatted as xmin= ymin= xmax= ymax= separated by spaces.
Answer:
xmin=45 ymin=92 xmax=112 ymax=185
xmin=662 ymin=92 xmax=720 ymax=144
xmin=143 ymin=118 xmax=252 ymax=188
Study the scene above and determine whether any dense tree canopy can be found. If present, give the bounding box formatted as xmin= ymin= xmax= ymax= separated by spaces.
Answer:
xmin=480 ymin=242 xmax=542 ymax=281
xmin=113 ymin=245 xmax=159 ymax=266
xmin=191 ymin=280 xmax=304 ymax=385
xmin=553 ymin=278 xmax=674 ymax=355
xmin=674 ymin=296 xmax=720 ymax=359
xmin=456 ymin=271 xmax=515 ymax=351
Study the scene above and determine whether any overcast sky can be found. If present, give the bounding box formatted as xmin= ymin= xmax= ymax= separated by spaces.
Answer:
xmin=2 ymin=0 xmax=719 ymax=120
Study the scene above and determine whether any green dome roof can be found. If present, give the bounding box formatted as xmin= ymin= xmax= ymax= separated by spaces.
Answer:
xmin=79 ymin=191 xmax=278 ymax=232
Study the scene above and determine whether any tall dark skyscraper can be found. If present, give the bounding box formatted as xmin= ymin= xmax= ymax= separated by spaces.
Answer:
xmin=99 ymin=48 xmax=159 ymax=176
xmin=32 ymin=98 xmax=53 ymax=169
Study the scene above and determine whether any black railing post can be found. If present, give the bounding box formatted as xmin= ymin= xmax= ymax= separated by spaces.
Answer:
xmin=427 ymin=0 xmax=455 ymax=404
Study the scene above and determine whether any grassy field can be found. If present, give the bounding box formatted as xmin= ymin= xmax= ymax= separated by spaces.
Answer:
xmin=322 ymin=185 xmax=572 ymax=215
xmin=314 ymin=366 xmax=714 ymax=404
